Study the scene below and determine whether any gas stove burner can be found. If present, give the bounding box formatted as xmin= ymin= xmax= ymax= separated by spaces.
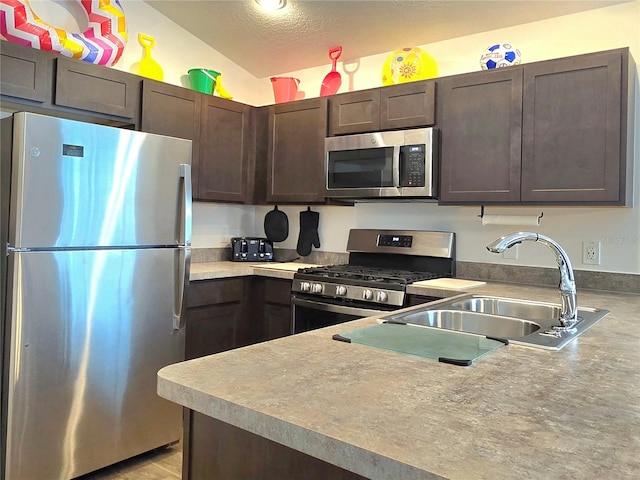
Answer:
xmin=297 ymin=265 xmax=449 ymax=286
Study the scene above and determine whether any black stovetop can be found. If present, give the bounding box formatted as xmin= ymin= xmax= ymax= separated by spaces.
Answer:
xmin=296 ymin=264 xmax=451 ymax=287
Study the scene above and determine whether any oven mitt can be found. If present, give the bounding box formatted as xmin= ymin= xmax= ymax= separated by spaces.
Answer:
xmin=296 ymin=207 xmax=320 ymax=256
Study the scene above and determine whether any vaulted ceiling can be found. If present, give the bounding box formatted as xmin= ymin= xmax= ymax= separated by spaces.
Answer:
xmin=144 ymin=0 xmax=627 ymax=78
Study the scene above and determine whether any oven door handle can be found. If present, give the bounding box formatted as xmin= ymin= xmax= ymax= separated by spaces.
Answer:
xmin=291 ymin=296 xmax=389 ymax=317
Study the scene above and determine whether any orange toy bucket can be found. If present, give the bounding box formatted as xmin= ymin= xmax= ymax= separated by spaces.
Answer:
xmin=270 ymin=77 xmax=300 ymax=103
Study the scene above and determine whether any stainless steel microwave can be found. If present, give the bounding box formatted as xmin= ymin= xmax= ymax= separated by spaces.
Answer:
xmin=324 ymin=127 xmax=438 ymax=199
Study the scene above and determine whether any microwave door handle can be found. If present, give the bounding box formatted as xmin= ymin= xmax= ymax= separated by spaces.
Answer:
xmin=392 ymin=145 xmax=401 ymax=188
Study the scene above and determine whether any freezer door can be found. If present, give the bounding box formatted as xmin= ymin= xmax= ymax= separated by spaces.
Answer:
xmin=4 ymin=248 xmax=186 ymax=480
xmin=8 ymin=112 xmax=192 ymax=249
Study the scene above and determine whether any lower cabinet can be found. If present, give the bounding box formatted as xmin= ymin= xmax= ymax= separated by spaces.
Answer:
xmin=184 ymin=414 xmax=367 ymax=480
xmin=262 ymin=277 xmax=293 ymax=340
xmin=185 ymin=276 xmax=292 ymax=359
xmin=184 ymin=275 xmax=302 ymax=479
xmin=185 ymin=277 xmax=247 ymax=359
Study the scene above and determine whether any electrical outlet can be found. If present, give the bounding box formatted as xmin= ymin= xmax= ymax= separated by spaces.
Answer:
xmin=502 ymin=244 xmax=518 ymax=259
xmin=582 ymin=241 xmax=601 ymax=265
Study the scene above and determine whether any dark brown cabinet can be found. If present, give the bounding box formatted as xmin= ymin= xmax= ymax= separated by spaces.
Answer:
xmin=262 ymin=278 xmax=293 ymax=340
xmin=438 ymin=48 xmax=633 ymax=205
xmin=185 ymin=278 xmax=246 ymax=359
xmin=140 ymin=80 xmax=253 ymax=202
xmin=0 ymin=40 xmax=52 ymax=104
xmin=198 ymin=96 xmax=254 ymax=202
xmin=185 ymin=414 xmax=366 ymax=480
xmin=1 ymin=41 xmax=140 ymax=126
xmin=328 ymin=80 xmax=436 ymax=135
xmin=185 ymin=276 xmax=292 ymax=360
xmin=53 ymin=57 xmax=141 ymax=123
xmin=261 ymin=98 xmax=328 ymax=203
xmin=520 ymin=51 xmax=632 ymax=204
xmin=438 ymin=68 xmax=523 ymax=204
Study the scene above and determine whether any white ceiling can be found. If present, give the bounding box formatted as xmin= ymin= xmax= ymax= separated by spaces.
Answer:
xmin=144 ymin=1 xmax=628 ymax=78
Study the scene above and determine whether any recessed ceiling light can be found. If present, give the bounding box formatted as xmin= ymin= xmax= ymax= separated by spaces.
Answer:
xmin=255 ymin=0 xmax=286 ymax=11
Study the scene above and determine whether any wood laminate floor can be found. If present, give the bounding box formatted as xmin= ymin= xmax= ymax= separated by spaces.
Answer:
xmin=76 ymin=442 xmax=182 ymax=480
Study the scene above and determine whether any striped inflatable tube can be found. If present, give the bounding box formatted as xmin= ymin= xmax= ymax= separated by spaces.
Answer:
xmin=0 ymin=0 xmax=127 ymax=67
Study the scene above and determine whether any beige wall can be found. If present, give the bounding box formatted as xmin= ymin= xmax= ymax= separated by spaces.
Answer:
xmin=9 ymin=1 xmax=640 ymax=274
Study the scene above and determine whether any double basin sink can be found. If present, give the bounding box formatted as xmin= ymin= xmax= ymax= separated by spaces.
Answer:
xmin=381 ymin=294 xmax=609 ymax=350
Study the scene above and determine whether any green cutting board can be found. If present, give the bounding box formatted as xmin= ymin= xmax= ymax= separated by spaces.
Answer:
xmin=334 ymin=323 xmax=506 ymax=366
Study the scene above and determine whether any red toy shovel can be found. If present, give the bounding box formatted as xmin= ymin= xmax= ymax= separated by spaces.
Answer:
xmin=320 ymin=46 xmax=343 ymax=96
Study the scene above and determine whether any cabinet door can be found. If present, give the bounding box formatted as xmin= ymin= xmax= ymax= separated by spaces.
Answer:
xmin=141 ymin=80 xmax=202 ymax=194
xmin=379 ymin=80 xmax=436 ymax=130
xmin=328 ymin=89 xmax=379 ymax=135
xmin=185 ymin=278 xmax=245 ymax=359
xmin=438 ymin=69 xmax=523 ymax=204
xmin=262 ymin=278 xmax=292 ymax=341
xmin=54 ymin=57 xmax=140 ymax=121
xmin=198 ymin=97 xmax=253 ymax=202
xmin=185 ymin=305 xmax=237 ymax=360
xmin=266 ymin=98 xmax=327 ymax=203
xmin=0 ymin=41 xmax=52 ymax=103
xmin=521 ymin=51 xmax=626 ymax=204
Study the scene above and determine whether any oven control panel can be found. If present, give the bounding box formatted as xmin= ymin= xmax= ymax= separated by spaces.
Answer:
xmin=377 ymin=234 xmax=412 ymax=248
xmin=292 ymin=279 xmax=406 ymax=307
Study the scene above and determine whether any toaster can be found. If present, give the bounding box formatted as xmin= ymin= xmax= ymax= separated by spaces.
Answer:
xmin=231 ymin=237 xmax=274 ymax=262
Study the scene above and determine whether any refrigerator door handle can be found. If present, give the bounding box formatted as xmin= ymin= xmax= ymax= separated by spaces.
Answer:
xmin=179 ymin=163 xmax=192 ymax=247
xmin=174 ymin=163 xmax=192 ymax=330
xmin=174 ymin=246 xmax=191 ymax=330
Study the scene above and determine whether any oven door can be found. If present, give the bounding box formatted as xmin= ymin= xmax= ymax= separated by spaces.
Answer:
xmin=291 ymin=294 xmax=398 ymax=334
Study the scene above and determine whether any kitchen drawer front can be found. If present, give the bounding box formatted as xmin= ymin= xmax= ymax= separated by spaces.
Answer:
xmin=188 ymin=278 xmax=245 ymax=308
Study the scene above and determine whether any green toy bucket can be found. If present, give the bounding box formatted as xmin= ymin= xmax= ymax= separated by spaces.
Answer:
xmin=188 ymin=68 xmax=220 ymax=94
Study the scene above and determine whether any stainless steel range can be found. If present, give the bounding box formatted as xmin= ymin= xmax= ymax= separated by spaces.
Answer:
xmin=291 ymin=229 xmax=455 ymax=333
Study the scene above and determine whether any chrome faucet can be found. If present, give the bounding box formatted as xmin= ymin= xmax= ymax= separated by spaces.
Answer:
xmin=486 ymin=232 xmax=578 ymax=330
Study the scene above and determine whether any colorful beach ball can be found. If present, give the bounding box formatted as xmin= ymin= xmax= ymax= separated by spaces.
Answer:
xmin=381 ymin=47 xmax=438 ymax=86
xmin=479 ymin=43 xmax=522 ymax=69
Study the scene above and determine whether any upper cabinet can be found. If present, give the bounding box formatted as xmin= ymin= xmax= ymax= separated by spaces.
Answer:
xmin=140 ymin=79 xmax=253 ymax=203
xmin=258 ymin=97 xmax=328 ymax=204
xmin=438 ymin=48 xmax=634 ymax=206
xmin=3 ymin=42 xmax=633 ymax=208
xmin=54 ymin=57 xmax=140 ymax=123
xmin=438 ymin=68 xmax=523 ymax=204
xmin=140 ymin=79 xmax=202 ymax=190
xmin=328 ymin=80 xmax=436 ymax=135
xmin=0 ymin=40 xmax=53 ymax=104
xmin=1 ymin=41 xmax=140 ymax=127
xmin=520 ymin=51 xmax=632 ymax=204
xmin=198 ymin=96 xmax=254 ymax=202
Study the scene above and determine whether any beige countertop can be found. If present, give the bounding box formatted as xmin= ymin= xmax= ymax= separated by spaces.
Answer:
xmin=190 ymin=261 xmax=319 ymax=281
xmin=160 ymin=277 xmax=640 ymax=479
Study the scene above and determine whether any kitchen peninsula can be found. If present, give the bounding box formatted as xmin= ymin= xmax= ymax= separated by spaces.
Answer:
xmin=159 ymin=276 xmax=640 ymax=479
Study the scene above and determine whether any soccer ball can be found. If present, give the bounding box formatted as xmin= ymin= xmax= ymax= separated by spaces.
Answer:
xmin=381 ymin=47 xmax=438 ymax=85
xmin=479 ymin=43 xmax=522 ymax=70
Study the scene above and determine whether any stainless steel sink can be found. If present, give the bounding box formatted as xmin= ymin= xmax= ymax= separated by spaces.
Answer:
xmin=451 ymin=297 xmax=562 ymax=323
xmin=390 ymin=309 xmax=541 ymax=338
xmin=382 ymin=294 xmax=610 ymax=350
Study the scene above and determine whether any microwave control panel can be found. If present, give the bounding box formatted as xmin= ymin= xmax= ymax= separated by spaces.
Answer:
xmin=399 ymin=144 xmax=426 ymax=187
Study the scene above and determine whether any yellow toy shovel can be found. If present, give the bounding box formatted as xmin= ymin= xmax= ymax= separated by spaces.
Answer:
xmin=215 ymin=75 xmax=233 ymax=99
xmin=138 ymin=33 xmax=164 ymax=81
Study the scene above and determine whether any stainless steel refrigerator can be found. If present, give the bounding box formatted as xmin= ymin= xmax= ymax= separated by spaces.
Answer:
xmin=0 ymin=112 xmax=192 ymax=479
